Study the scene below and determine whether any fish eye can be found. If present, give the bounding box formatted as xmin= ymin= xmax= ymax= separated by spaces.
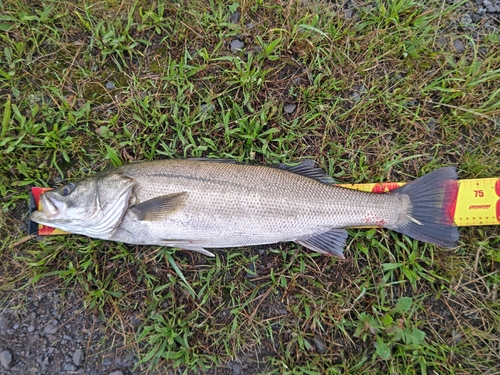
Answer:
xmin=61 ymin=183 xmax=75 ymax=196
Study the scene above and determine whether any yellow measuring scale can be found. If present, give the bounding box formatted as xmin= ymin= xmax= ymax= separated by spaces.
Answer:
xmin=339 ymin=178 xmax=500 ymax=227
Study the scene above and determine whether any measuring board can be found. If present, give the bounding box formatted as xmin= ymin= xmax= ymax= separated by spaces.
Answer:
xmin=339 ymin=178 xmax=500 ymax=227
xmin=28 ymin=178 xmax=500 ymax=236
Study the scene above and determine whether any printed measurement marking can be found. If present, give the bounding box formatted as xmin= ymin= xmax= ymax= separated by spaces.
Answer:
xmin=455 ymin=178 xmax=500 ymax=226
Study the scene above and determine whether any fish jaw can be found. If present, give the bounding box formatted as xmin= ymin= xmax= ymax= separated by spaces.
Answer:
xmin=30 ymin=192 xmax=80 ymax=225
xmin=31 ymin=194 xmax=56 ymax=222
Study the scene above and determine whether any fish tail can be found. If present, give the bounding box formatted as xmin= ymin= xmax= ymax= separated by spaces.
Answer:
xmin=390 ymin=167 xmax=459 ymax=247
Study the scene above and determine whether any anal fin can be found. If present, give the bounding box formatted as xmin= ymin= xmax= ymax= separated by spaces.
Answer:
xmin=296 ymin=229 xmax=348 ymax=259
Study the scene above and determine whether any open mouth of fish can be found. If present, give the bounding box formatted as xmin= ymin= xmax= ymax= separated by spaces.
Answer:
xmin=31 ymin=194 xmax=62 ymax=222
xmin=41 ymin=194 xmax=60 ymax=217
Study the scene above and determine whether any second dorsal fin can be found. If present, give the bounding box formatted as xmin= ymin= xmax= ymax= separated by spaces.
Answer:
xmin=276 ymin=160 xmax=335 ymax=185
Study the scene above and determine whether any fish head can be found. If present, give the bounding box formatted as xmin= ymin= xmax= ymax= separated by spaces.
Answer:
xmin=30 ymin=172 xmax=136 ymax=238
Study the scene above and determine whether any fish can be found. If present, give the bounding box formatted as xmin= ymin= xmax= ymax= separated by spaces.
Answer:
xmin=30 ymin=159 xmax=459 ymax=258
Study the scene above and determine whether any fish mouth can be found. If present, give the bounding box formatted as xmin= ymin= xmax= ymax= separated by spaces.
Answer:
xmin=30 ymin=193 xmax=60 ymax=223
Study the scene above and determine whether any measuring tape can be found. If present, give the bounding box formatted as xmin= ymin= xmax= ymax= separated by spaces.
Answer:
xmin=339 ymin=178 xmax=500 ymax=226
xmin=28 ymin=178 xmax=500 ymax=235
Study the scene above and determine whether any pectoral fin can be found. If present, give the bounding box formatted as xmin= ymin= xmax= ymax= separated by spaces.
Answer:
xmin=296 ymin=229 xmax=348 ymax=259
xmin=130 ymin=192 xmax=187 ymax=221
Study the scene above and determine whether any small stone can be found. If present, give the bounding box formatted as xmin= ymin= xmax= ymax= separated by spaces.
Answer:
xmin=435 ymin=37 xmax=447 ymax=47
xmin=0 ymin=350 xmax=12 ymax=369
xmin=478 ymin=46 xmax=488 ymax=56
xmin=43 ymin=322 xmax=58 ymax=334
xmin=471 ymin=13 xmax=482 ymax=23
xmin=427 ymin=118 xmax=437 ymax=132
xmin=229 ymin=11 xmax=241 ymax=23
xmin=63 ymin=363 xmax=76 ymax=371
xmin=108 ymin=371 xmax=124 ymax=375
xmin=27 ymin=325 xmax=35 ymax=333
xmin=284 ymin=103 xmax=297 ymax=114
xmin=105 ymin=81 xmax=115 ymax=90
xmin=231 ymin=362 xmax=242 ymax=375
xmin=483 ymin=0 xmax=491 ymax=6
xmin=103 ymin=357 xmax=113 ymax=366
xmin=345 ymin=9 xmax=354 ymax=19
xmin=11 ymin=364 xmax=23 ymax=371
xmin=46 ymin=334 xmax=57 ymax=343
xmin=115 ymin=351 xmax=134 ymax=367
xmin=29 ymin=334 xmax=40 ymax=344
xmin=486 ymin=4 xmax=497 ymax=12
xmin=249 ymin=45 xmax=263 ymax=55
xmin=230 ymin=39 xmax=245 ymax=52
xmin=130 ymin=315 xmax=141 ymax=327
xmin=453 ymin=39 xmax=465 ymax=53
xmin=12 ymin=323 xmax=19 ymax=330
xmin=461 ymin=14 xmax=472 ymax=25
xmin=313 ymin=336 xmax=327 ymax=354
xmin=73 ymin=349 xmax=84 ymax=366
xmin=43 ymin=357 xmax=50 ymax=365
xmin=0 ymin=314 xmax=9 ymax=334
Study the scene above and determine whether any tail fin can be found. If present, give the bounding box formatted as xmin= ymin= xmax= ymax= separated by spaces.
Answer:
xmin=390 ymin=167 xmax=459 ymax=247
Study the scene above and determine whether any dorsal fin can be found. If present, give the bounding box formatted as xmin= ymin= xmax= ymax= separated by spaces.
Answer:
xmin=276 ymin=160 xmax=335 ymax=184
xmin=188 ymin=158 xmax=239 ymax=163
xmin=189 ymin=158 xmax=335 ymax=184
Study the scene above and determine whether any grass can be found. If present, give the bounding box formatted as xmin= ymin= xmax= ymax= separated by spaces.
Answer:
xmin=1 ymin=0 xmax=499 ymax=373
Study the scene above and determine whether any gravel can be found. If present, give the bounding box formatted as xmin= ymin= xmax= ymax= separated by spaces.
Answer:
xmin=284 ymin=103 xmax=297 ymax=114
xmin=72 ymin=349 xmax=84 ymax=366
xmin=0 ymin=350 xmax=12 ymax=369
xmin=454 ymin=39 xmax=466 ymax=53
xmin=313 ymin=336 xmax=328 ymax=354
xmin=0 ymin=289 xmax=148 ymax=375
xmin=229 ymin=11 xmax=241 ymax=23
xmin=230 ymin=39 xmax=245 ymax=52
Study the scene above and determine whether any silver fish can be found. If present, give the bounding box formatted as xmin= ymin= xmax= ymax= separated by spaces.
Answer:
xmin=30 ymin=159 xmax=459 ymax=258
